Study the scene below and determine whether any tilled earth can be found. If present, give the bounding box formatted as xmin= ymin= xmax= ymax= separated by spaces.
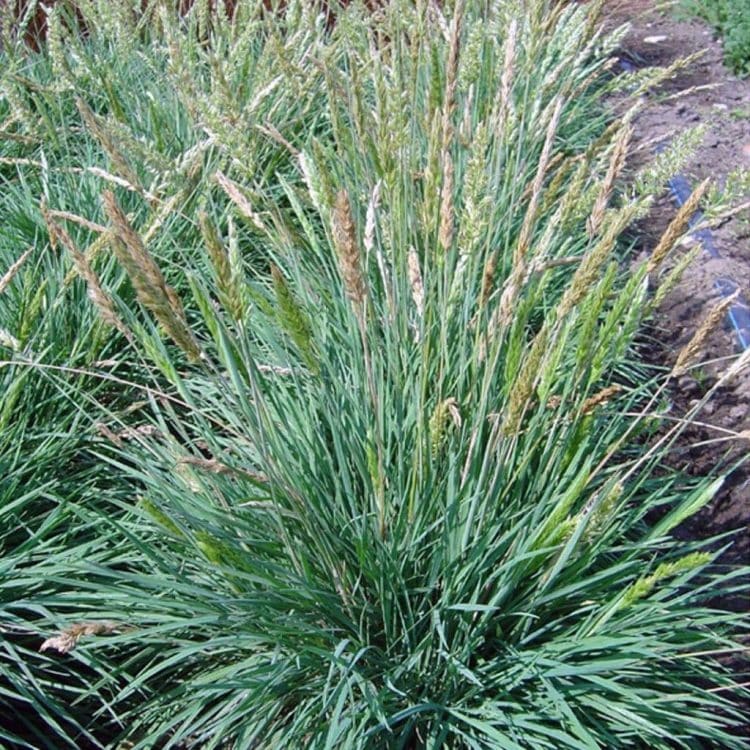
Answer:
xmin=604 ymin=0 xmax=750 ymax=735
xmin=604 ymin=1 xmax=749 ymax=570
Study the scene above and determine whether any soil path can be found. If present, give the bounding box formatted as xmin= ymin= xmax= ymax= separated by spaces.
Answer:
xmin=603 ymin=1 xmax=750 ymax=576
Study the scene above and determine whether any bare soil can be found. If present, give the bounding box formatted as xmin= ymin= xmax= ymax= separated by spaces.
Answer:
xmin=602 ymin=0 xmax=750 ymax=735
xmin=603 ymin=1 xmax=750 ymax=569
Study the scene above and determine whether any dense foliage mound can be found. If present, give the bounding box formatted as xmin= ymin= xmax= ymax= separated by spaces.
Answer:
xmin=1 ymin=1 xmax=748 ymax=747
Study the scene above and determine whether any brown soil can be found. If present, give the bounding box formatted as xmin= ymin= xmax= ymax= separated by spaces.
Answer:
xmin=603 ymin=0 xmax=750 ymax=733
xmin=602 ymin=1 xmax=750 ymax=570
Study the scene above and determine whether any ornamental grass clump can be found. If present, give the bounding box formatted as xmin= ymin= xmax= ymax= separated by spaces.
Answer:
xmin=7 ymin=0 xmax=750 ymax=747
xmin=0 ymin=1 xmax=331 ymax=744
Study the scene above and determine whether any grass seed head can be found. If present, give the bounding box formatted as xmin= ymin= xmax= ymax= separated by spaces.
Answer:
xmin=514 ymin=96 xmax=564 ymax=266
xmin=139 ymin=497 xmax=184 ymax=538
xmin=407 ymin=247 xmax=425 ymax=320
xmin=46 ymin=213 xmax=131 ymax=341
xmin=271 ymin=264 xmax=318 ymax=374
xmin=503 ymin=327 xmax=549 ymax=435
xmin=498 ymin=18 xmax=517 ymax=129
xmin=672 ymin=290 xmax=741 ymax=377
xmin=200 ymin=211 xmax=245 ymax=322
xmin=620 ymin=552 xmax=712 ymax=610
xmin=651 ymin=245 xmax=701 ymax=309
xmin=430 ymin=397 xmax=461 ymax=457
xmin=583 ymin=481 xmax=624 ymax=546
xmin=76 ymin=98 xmax=143 ymax=195
xmin=480 ymin=250 xmax=498 ymax=306
xmin=364 ymin=180 xmax=382 ymax=257
xmin=215 ymin=171 xmax=266 ymax=232
xmin=580 ymin=384 xmax=623 ymax=416
xmin=40 ymin=621 xmax=126 ymax=655
xmin=0 ymin=247 xmax=33 ymax=296
xmin=587 ymin=124 xmax=631 ymax=238
xmin=333 ymin=189 xmax=367 ymax=313
xmin=442 ymin=0 xmax=465 ymax=141
xmin=560 ymin=202 xmax=641 ymax=317
xmin=438 ymin=150 xmax=455 ymax=252
xmin=103 ymin=190 xmax=201 ymax=361
xmin=649 ymin=179 xmax=710 ymax=274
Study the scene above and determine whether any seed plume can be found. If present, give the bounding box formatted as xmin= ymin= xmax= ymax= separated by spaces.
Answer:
xmin=649 ymin=179 xmax=710 ymax=274
xmin=332 ymin=189 xmax=367 ymax=314
xmin=103 ymin=190 xmax=201 ymax=361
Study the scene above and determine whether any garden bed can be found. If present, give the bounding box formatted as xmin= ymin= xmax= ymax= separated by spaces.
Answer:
xmin=605 ymin=0 xmax=749 ymax=588
xmin=1 ymin=1 xmax=749 ymax=746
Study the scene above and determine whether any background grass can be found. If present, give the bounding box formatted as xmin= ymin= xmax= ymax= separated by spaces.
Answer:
xmin=680 ymin=0 xmax=750 ymax=76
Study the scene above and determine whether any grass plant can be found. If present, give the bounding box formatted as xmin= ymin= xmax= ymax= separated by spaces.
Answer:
xmin=0 ymin=2 xmax=327 ymax=745
xmin=0 ymin=0 xmax=748 ymax=747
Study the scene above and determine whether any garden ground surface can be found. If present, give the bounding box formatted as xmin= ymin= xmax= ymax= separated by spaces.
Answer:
xmin=605 ymin=1 xmax=750 ymax=733
xmin=606 ymin=0 xmax=750 ymax=577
